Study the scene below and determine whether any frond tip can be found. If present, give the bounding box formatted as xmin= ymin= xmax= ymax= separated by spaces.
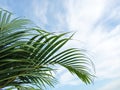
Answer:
xmin=49 ymin=47 xmax=95 ymax=84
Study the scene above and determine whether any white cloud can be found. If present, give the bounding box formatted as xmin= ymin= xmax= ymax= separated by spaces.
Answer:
xmin=59 ymin=69 xmax=81 ymax=86
xmin=65 ymin=0 xmax=107 ymax=30
xmin=56 ymin=0 xmax=120 ymax=86
xmin=65 ymin=0 xmax=120 ymax=79
xmin=54 ymin=65 xmax=82 ymax=86
xmin=53 ymin=12 xmax=67 ymax=32
xmin=91 ymin=24 xmax=120 ymax=79
xmin=32 ymin=0 xmax=48 ymax=25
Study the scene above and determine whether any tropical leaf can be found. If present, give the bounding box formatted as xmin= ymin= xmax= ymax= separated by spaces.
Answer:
xmin=0 ymin=8 xmax=95 ymax=90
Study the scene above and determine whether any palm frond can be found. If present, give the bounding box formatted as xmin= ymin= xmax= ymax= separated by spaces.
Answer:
xmin=0 ymin=8 xmax=95 ymax=90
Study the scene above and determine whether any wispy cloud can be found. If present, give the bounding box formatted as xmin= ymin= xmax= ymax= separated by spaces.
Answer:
xmin=56 ymin=0 xmax=120 ymax=87
xmin=32 ymin=0 xmax=49 ymax=26
xmin=59 ymin=71 xmax=81 ymax=85
xmin=57 ymin=66 xmax=83 ymax=86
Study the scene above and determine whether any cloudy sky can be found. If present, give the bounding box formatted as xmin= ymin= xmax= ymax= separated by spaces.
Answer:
xmin=0 ymin=0 xmax=120 ymax=90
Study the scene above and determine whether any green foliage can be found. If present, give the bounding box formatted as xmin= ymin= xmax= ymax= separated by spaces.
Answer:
xmin=0 ymin=8 xmax=95 ymax=90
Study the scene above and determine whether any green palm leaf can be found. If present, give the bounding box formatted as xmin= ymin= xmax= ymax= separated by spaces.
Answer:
xmin=0 ymin=8 xmax=95 ymax=90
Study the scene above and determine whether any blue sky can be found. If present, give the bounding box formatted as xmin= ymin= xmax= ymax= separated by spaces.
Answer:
xmin=0 ymin=0 xmax=120 ymax=90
